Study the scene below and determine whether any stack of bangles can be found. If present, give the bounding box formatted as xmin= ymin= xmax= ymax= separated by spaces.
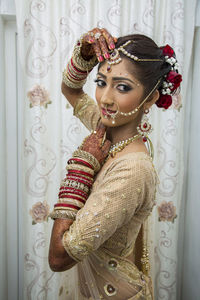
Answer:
xmin=62 ymin=38 xmax=98 ymax=89
xmin=49 ymin=149 xmax=100 ymax=220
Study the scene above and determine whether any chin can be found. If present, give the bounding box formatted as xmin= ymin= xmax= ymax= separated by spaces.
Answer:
xmin=100 ymin=117 xmax=118 ymax=127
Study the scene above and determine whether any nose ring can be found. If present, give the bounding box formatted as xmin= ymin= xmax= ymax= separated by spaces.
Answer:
xmin=104 ymin=102 xmax=119 ymax=125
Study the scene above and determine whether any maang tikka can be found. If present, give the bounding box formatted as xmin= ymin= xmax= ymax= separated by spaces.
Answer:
xmin=107 ymin=40 xmax=162 ymax=72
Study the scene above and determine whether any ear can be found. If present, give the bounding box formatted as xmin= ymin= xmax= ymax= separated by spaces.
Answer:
xmin=143 ymin=90 xmax=160 ymax=111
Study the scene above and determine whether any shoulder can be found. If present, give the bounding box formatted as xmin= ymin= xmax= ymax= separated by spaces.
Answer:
xmin=106 ymin=152 xmax=156 ymax=179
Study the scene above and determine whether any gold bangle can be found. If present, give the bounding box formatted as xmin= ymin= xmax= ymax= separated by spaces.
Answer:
xmin=72 ymin=43 xmax=98 ymax=72
xmin=72 ymin=150 xmax=100 ymax=173
xmin=62 ymin=70 xmax=86 ymax=89
xmin=49 ymin=210 xmax=77 ymax=220
xmin=66 ymin=163 xmax=94 ymax=176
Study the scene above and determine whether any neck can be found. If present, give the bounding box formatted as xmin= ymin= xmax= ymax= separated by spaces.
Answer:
xmin=106 ymin=117 xmax=142 ymax=145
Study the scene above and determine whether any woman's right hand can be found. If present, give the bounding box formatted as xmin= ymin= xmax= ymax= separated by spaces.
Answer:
xmin=80 ymin=28 xmax=117 ymax=62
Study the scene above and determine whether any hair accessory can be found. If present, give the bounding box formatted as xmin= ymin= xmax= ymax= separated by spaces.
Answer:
xmin=156 ymin=44 xmax=182 ymax=109
xmin=107 ymin=40 xmax=162 ymax=72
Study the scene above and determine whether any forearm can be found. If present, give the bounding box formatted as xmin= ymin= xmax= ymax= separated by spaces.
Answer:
xmin=61 ymin=81 xmax=84 ymax=108
xmin=48 ymin=219 xmax=77 ymax=272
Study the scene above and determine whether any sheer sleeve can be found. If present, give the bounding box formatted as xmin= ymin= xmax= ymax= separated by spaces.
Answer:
xmin=62 ymin=157 xmax=157 ymax=262
xmin=73 ymin=93 xmax=100 ymax=132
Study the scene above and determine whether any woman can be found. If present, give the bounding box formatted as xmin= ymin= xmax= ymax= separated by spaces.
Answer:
xmin=48 ymin=28 xmax=182 ymax=299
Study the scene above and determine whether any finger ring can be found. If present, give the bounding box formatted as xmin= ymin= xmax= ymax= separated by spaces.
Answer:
xmin=94 ymin=32 xmax=101 ymax=39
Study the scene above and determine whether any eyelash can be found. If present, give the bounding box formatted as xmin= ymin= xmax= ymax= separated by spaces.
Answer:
xmin=94 ymin=79 xmax=132 ymax=93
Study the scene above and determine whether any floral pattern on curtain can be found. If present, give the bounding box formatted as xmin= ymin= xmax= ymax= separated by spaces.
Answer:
xmin=15 ymin=0 xmax=196 ymax=299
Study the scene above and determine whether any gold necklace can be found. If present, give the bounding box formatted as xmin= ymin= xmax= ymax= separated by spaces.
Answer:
xmin=107 ymin=134 xmax=141 ymax=158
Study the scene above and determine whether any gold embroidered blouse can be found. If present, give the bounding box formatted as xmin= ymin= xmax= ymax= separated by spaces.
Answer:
xmin=62 ymin=94 xmax=158 ymax=300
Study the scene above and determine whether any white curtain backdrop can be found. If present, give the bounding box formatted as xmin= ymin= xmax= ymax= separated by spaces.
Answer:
xmin=14 ymin=0 xmax=197 ymax=299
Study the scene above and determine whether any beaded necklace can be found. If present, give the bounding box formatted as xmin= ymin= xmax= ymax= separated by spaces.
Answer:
xmin=107 ymin=133 xmax=141 ymax=158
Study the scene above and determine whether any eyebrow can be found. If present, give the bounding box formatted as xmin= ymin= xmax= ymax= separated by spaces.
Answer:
xmin=97 ymin=72 xmax=138 ymax=85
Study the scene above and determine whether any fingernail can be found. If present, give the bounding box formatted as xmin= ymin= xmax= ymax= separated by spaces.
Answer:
xmin=98 ymin=55 xmax=104 ymax=62
xmin=110 ymin=43 xmax=115 ymax=49
xmin=105 ymin=53 xmax=110 ymax=59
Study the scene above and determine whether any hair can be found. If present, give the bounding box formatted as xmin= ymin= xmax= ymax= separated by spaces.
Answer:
xmin=99 ymin=34 xmax=177 ymax=99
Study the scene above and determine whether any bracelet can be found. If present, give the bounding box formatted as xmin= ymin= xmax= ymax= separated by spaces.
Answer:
xmin=68 ymin=169 xmax=94 ymax=179
xmin=59 ymin=194 xmax=86 ymax=204
xmin=59 ymin=186 xmax=88 ymax=198
xmin=65 ymin=177 xmax=93 ymax=188
xmin=61 ymin=180 xmax=89 ymax=193
xmin=59 ymin=190 xmax=87 ymax=201
xmin=49 ymin=210 xmax=77 ymax=220
xmin=57 ymin=198 xmax=85 ymax=209
xmin=73 ymin=149 xmax=100 ymax=173
xmin=66 ymin=163 xmax=94 ymax=176
xmin=68 ymin=158 xmax=94 ymax=170
xmin=50 ymin=136 xmax=100 ymax=220
xmin=54 ymin=203 xmax=80 ymax=211
xmin=62 ymin=41 xmax=97 ymax=89
xmin=72 ymin=41 xmax=98 ymax=72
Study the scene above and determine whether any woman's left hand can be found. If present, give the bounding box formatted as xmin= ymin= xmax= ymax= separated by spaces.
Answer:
xmin=81 ymin=123 xmax=111 ymax=165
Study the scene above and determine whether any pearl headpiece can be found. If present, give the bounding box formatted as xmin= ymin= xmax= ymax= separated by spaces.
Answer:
xmin=107 ymin=40 xmax=162 ymax=72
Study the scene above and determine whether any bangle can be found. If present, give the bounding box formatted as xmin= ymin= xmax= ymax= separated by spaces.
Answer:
xmin=62 ymin=41 xmax=97 ymax=89
xmin=72 ymin=150 xmax=100 ymax=173
xmin=72 ymin=41 xmax=98 ymax=72
xmin=59 ymin=186 xmax=88 ymax=198
xmin=65 ymin=177 xmax=93 ymax=188
xmin=68 ymin=169 xmax=94 ymax=179
xmin=68 ymin=158 xmax=94 ymax=170
xmin=66 ymin=163 xmax=94 ymax=176
xmin=59 ymin=190 xmax=88 ymax=201
xmin=61 ymin=180 xmax=89 ymax=193
xmin=59 ymin=194 xmax=86 ymax=204
xmin=49 ymin=210 xmax=77 ymax=220
xmin=54 ymin=203 xmax=80 ymax=211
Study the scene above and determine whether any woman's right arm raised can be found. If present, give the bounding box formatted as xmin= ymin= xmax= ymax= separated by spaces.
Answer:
xmin=61 ymin=28 xmax=116 ymax=108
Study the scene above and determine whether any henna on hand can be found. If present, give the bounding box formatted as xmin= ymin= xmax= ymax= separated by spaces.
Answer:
xmin=81 ymin=123 xmax=111 ymax=165
xmin=81 ymin=28 xmax=117 ymax=63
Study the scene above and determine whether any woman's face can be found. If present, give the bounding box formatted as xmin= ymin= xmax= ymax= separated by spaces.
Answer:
xmin=95 ymin=59 xmax=145 ymax=127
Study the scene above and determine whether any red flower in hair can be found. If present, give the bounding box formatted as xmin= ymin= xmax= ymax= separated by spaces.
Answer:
xmin=166 ymin=71 xmax=182 ymax=91
xmin=160 ymin=44 xmax=174 ymax=57
xmin=156 ymin=95 xmax=172 ymax=109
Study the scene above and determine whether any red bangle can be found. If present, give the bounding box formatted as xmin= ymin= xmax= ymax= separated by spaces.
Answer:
xmin=66 ymin=174 xmax=93 ymax=184
xmin=71 ymin=58 xmax=88 ymax=74
xmin=59 ymin=191 xmax=87 ymax=201
xmin=66 ymin=176 xmax=93 ymax=188
xmin=54 ymin=203 xmax=80 ymax=210
xmin=59 ymin=194 xmax=86 ymax=204
xmin=68 ymin=169 xmax=94 ymax=178
xmin=59 ymin=186 xmax=88 ymax=198
xmin=67 ymin=66 xmax=86 ymax=81
xmin=68 ymin=158 xmax=94 ymax=170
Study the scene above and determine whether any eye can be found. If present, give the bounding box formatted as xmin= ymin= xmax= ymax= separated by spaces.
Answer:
xmin=116 ymin=84 xmax=132 ymax=92
xmin=94 ymin=78 xmax=106 ymax=87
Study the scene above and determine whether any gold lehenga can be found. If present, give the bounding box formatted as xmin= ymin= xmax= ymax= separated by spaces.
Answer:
xmin=58 ymin=94 xmax=158 ymax=300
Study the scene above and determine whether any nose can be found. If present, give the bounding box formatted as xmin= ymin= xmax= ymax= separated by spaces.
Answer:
xmin=100 ymin=88 xmax=114 ymax=107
